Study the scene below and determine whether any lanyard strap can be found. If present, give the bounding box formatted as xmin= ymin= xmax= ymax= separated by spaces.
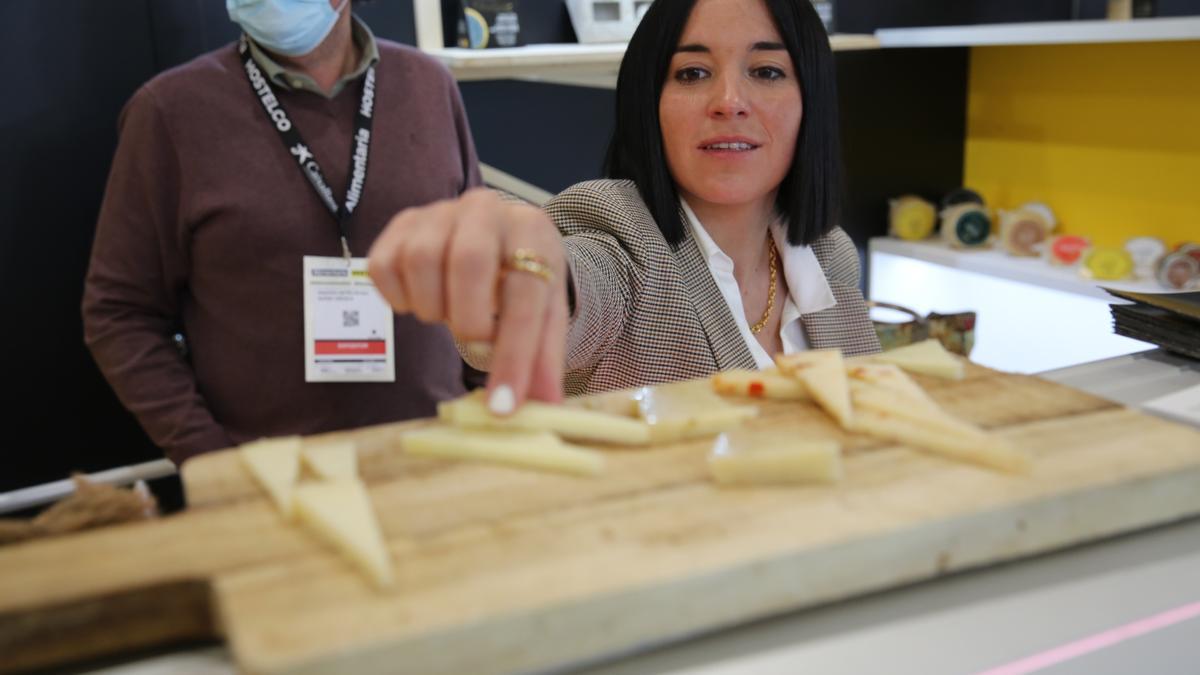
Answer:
xmin=238 ymin=37 xmax=376 ymax=260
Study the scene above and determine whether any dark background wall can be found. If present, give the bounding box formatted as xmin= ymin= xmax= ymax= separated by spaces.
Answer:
xmin=0 ymin=0 xmax=974 ymax=495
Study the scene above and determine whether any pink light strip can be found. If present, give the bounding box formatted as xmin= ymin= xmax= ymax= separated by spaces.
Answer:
xmin=974 ymin=600 xmax=1200 ymax=675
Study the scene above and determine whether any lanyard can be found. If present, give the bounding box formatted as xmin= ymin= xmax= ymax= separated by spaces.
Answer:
xmin=238 ymin=37 xmax=376 ymax=260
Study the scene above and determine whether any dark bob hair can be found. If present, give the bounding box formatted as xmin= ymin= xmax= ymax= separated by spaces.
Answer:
xmin=603 ymin=0 xmax=841 ymax=247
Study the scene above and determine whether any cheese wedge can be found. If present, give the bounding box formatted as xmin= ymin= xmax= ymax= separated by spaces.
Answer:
xmin=849 ymin=408 xmax=1030 ymax=474
xmin=402 ymin=426 xmax=604 ymax=477
xmin=239 ymin=436 xmax=301 ymax=517
xmin=873 ymin=339 xmax=965 ymax=380
xmin=439 ymin=392 xmax=651 ymax=445
xmin=708 ymin=431 xmax=841 ymax=485
xmin=712 ymin=368 xmax=811 ymax=400
xmin=845 ymin=362 xmax=933 ymax=406
xmin=637 ymin=381 xmax=759 ymax=442
xmin=775 ymin=349 xmax=853 ymax=429
xmin=850 ymin=385 xmax=984 ymax=440
xmin=292 ymin=480 xmax=393 ymax=588
xmin=301 ymin=440 xmax=358 ymax=481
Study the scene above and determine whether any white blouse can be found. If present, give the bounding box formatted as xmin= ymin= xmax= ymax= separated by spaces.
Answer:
xmin=682 ymin=200 xmax=837 ymax=370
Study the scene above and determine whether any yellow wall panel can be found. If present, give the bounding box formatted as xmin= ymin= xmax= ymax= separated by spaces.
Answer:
xmin=964 ymin=42 xmax=1200 ymax=248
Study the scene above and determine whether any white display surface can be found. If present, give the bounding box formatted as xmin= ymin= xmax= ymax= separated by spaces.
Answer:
xmin=868 ymin=239 xmax=1156 ymax=374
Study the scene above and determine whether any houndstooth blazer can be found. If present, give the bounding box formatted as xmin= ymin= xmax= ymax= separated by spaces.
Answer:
xmin=541 ymin=179 xmax=881 ymax=397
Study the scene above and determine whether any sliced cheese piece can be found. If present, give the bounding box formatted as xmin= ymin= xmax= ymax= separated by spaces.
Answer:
xmin=293 ymin=480 xmax=393 ymax=588
xmin=636 ymin=381 xmax=758 ymax=442
xmin=568 ymin=387 xmax=646 ymax=418
xmin=845 ymin=362 xmax=933 ymax=406
xmin=402 ymin=426 xmax=604 ymax=477
xmin=712 ymin=368 xmax=810 ymax=400
xmin=439 ymin=392 xmax=651 ymax=446
xmin=851 ymin=385 xmax=984 ymax=441
xmin=775 ymin=349 xmax=853 ymax=429
xmin=301 ymin=440 xmax=358 ymax=481
xmin=849 ymin=408 xmax=1031 ymax=474
xmin=708 ymin=430 xmax=841 ymax=485
xmin=874 ymin=339 xmax=965 ymax=380
xmin=239 ymin=436 xmax=301 ymax=517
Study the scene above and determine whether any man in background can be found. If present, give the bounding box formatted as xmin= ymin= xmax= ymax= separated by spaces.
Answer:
xmin=83 ymin=0 xmax=483 ymax=465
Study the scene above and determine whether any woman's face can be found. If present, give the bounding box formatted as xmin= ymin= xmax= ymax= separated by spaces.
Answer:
xmin=658 ymin=0 xmax=802 ymax=215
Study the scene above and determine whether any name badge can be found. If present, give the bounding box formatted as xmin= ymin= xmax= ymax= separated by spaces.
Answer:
xmin=303 ymin=256 xmax=395 ymax=382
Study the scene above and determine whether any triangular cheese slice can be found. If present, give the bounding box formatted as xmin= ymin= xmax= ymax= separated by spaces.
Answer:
xmin=239 ymin=436 xmax=301 ymax=517
xmin=775 ymin=349 xmax=853 ymax=428
xmin=851 ymin=385 xmax=984 ymax=440
xmin=301 ymin=440 xmax=358 ymax=481
xmin=403 ymin=426 xmax=604 ymax=476
xmin=845 ymin=362 xmax=933 ymax=406
xmin=849 ymin=408 xmax=1030 ymax=474
xmin=873 ymin=339 xmax=965 ymax=380
xmin=293 ymin=480 xmax=394 ymax=588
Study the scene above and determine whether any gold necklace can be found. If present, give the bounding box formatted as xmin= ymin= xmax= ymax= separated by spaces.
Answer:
xmin=750 ymin=237 xmax=778 ymax=335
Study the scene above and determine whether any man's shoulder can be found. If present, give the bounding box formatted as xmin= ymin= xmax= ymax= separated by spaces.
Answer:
xmin=144 ymin=44 xmax=241 ymax=96
xmin=120 ymin=45 xmax=243 ymax=127
xmin=375 ymin=39 xmax=456 ymax=86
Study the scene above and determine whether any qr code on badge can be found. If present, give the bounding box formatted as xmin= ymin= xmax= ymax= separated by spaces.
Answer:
xmin=342 ymin=309 xmax=359 ymax=327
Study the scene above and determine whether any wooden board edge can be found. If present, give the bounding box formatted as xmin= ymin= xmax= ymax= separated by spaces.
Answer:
xmin=227 ymin=464 xmax=1200 ymax=675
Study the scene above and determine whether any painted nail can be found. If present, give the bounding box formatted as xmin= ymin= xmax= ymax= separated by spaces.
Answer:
xmin=488 ymin=384 xmax=516 ymax=416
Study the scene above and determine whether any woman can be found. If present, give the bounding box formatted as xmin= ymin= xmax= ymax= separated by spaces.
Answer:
xmin=368 ymin=0 xmax=879 ymax=416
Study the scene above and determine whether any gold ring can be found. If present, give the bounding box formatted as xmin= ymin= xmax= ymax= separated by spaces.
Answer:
xmin=505 ymin=248 xmax=554 ymax=284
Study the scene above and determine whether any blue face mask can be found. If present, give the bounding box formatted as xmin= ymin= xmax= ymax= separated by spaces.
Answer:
xmin=227 ymin=0 xmax=347 ymax=57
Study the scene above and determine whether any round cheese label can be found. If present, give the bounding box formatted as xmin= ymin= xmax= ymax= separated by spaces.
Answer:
xmin=999 ymin=208 xmax=1050 ymax=257
xmin=889 ymin=195 xmax=936 ymax=241
xmin=954 ymin=211 xmax=991 ymax=246
xmin=1157 ymin=252 xmax=1200 ymax=289
xmin=1082 ymin=247 xmax=1134 ymax=281
xmin=941 ymin=204 xmax=990 ymax=248
xmin=1048 ymin=235 xmax=1090 ymax=266
xmin=1124 ymin=236 xmax=1167 ymax=279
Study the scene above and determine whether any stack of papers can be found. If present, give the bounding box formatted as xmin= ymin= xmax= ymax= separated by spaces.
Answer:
xmin=1106 ymin=289 xmax=1200 ymax=361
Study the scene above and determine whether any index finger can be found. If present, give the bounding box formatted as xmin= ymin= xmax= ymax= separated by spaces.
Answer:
xmin=485 ymin=213 xmax=564 ymax=415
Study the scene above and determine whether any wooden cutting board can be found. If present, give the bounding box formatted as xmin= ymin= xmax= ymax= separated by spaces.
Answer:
xmin=3 ymin=365 xmax=1200 ymax=675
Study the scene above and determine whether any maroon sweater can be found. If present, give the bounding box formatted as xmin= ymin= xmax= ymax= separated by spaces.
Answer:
xmin=83 ymin=41 xmax=481 ymax=465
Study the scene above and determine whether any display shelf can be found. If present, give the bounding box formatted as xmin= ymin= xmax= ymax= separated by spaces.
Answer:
xmin=875 ymin=16 xmax=1200 ymax=48
xmin=868 ymin=237 xmax=1170 ymax=302
xmin=425 ymin=34 xmax=880 ymax=87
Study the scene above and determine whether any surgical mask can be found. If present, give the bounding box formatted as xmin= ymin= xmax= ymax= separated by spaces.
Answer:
xmin=227 ymin=0 xmax=348 ymax=57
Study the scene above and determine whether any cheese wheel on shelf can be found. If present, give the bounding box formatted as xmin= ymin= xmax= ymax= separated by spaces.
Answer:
xmin=1081 ymin=246 xmax=1134 ymax=281
xmin=1046 ymin=234 xmax=1091 ymax=266
xmin=1125 ymin=236 xmax=1167 ymax=280
xmin=998 ymin=208 xmax=1051 ymax=257
xmin=940 ymin=203 xmax=991 ymax=248
xmin=888 ymin=195 xmax=937 ymax=241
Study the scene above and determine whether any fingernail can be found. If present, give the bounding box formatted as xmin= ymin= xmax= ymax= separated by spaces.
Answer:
xmin=488 ymin=384 xmax=515 ymax=416
xmin=465 ymin=341 xmax=494 ymax=361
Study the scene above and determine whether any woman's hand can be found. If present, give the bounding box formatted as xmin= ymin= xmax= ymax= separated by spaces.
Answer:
xmin=368 ymin=188 xmax=568 ymax=414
